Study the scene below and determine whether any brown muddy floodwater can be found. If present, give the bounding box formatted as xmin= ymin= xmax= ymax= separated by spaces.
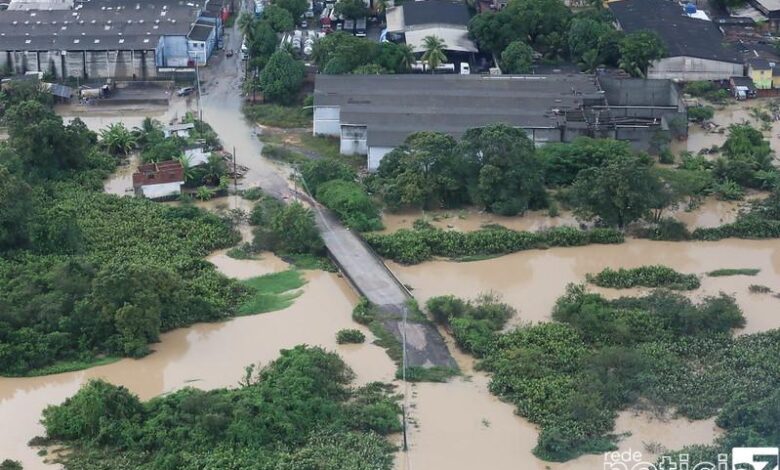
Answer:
xmin=673 ymin=98 xmax=780 ymax=157
xmin=0 ymin=258 xmax=396 ymax=469
xmin=392 ymin=238 xmax=780 ymax=334
xmin=380 ymin=194 xmax=761 ymax=235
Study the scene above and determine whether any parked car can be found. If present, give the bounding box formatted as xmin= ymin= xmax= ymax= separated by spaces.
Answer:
xmin=176 ymin=87 xmax=194 ymax=97
xmin=300 ymin=19 xmax=308 ymax=28
xmin=226 ymin=49 xmax=234 ymax=57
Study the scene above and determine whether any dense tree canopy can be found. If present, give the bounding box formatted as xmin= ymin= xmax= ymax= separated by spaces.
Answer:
xmin=372 ymin=132 xmax=467 ymax=209
xmin=263 ymin=4 xmax=295 ymax=32
xmin=371 ymin=125 xmax=547 ymax=215
xmin=618 ymin=30 xmax=666 ymax=77
xmin=261 ymin=50 xmax=305 ymax=104
xmin=313 ymin=33 xmax=414 ymax=74
xmin=568 ymin=152 xmax=662 ymax=228
xmin=0 ymin=99 xmax=243 ymax=376
xmin=41 ymin=346 xmax=401 ymax=469
xmin=500 ymin=41 xmax=534 ymax=74
xmin=460 ymin=124 xmax=547 ymax=215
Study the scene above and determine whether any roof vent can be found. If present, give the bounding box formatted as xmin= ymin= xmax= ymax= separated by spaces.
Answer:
xmin=25 ymin=39 xmax=31 ymax=44
xmin=143 ymin=38 xmax=150 ymax=43
xmin=139 ymin=19 xmax=144 ymax=23
xmin=73 ymin=38 xmax=79 ymax=43
xmin=94 ymin=39 xmax=99 ymax=43
xmin=119 ymin=38 xmax=125 ymax=43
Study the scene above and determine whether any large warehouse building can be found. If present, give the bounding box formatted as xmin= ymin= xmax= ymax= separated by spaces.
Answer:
xmin=313 ymin=74 xmax=686 ymax=170
xmin=0 ymin=0 xmax=224 ymax=80
xmin=609 ymin=0 xmax=743 ymax=81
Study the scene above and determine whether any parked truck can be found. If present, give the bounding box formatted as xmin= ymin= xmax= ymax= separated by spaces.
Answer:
xmin=355 ymin=17 xmax=366 ymax=37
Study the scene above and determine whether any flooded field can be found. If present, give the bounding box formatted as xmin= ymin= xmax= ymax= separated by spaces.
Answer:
xmin=673 ymin=98 xmax=780 ymax=157
xmin=380 ymin=194 xmax=756 ymax=234
xmin=401 ymin=339 xmax=721 ymax=470
xmin=392 ymin=238 xmax=780 ymax=334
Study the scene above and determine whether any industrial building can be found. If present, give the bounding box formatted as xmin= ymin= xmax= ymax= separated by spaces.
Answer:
xmin=0 ymin=0 xmax=224 ymax=80
xmin=608 ymin=0 xmax=743 ymax=81
xmin=313 ymin=74 xmax=686 ymax=170
xmin=385 ymin=0 xmax=477 ymax=59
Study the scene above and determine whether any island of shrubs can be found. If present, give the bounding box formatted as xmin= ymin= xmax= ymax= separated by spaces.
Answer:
xmin=586 ymin=265 xmax=700 ymax=290
xmin=36 ymin=346 xmax=401 ymax=469
xmin=425 ymin=286 xmax=778 ymax=463
xmin=364 ymin=225 xmax=623 ymax=265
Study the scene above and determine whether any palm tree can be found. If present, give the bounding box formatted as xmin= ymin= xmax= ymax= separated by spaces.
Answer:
xmin=100 ymin=123 xmax=137 ymax=156
xmin=398 ymin=43 xmax=416 ymax=71
xmin=421 ymin=36 xmax=447 ymax=74
xmin=237 ymin=12 xmax=255 ymax=36
xmin=177 ymin=153 xmax=195 ymax=183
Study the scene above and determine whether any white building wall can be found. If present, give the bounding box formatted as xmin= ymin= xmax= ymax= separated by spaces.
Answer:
xmin=313 ymin=106 xmax=341 ymax=136
xmin=141 ymin=181 xmax=183 ymax=199
xmin=648 ymin=56 xmax=744 ymax=81
xmin=368 ymin=146 xmax=394 ymax=171
xmin=339 ymin=125 xmax=367 ymax=155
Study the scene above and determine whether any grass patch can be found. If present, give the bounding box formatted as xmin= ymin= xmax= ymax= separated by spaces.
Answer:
xmin=298 ymin=134 xmax=341 ymax=159
xmin=398 ymin=366 xmax=459 ymax=382
xmin=749 ymin=284 xmax=772 ymax=294
xmin=237 ymin=270 xmax=306 ymax=315
xmin=261 ymin=144 xmax=307 ymax=164
xmin=243 ymin=104 xmax=311 ymax=128
xmin=282 ymin=253 xmax=337 ymax=272
xmin=7 ymin=356 xmax=121 ymax=377
xmin=226 ymin=244 xmax=257 ymax=260
xmin=707 ymin=268 xmax=761 ymax=277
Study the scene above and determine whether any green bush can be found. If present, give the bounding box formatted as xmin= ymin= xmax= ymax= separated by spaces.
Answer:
xmin=336 ymin=329 xmax=366 ymax=344
xmin=476 ymin=285 xmax=761 ymax=462
xmin=427 ymin=293 xmax=514 ymax=357
xmin=748 ymin=284 xmax=771 ymax=293
xmin=365 ymin=226 xmax=624 ymax=265
xmin=707 ymin=268 xmax=760 ymax=277
xmin=692 ymin=217 xmax=780 ymax=241
xmin=351 ymin=298 xmax=376 ymax=325
xmin=586 ymin=265 xmax=700 ymax=290
xmin=316 ymin=179 xmax=383 ymax=232
xmin=40 ymin=346 xmax=401 ymax=469
xmin=648 ymin=217 xmax=691 ymax=241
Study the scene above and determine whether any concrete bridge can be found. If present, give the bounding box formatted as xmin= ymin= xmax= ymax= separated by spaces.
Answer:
xmin=313 ymin=206 xmax=457 ymax=370
xmin=196 ymin=12 xmax=456 ymax=372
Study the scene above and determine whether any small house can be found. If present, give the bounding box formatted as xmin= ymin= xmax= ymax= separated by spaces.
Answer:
xmin=748 ymin=58 xmax=773 ymax=89
xmin=730 ymin=76 xmax=757 ymax=100
xmin=164 ymin=122 xmax=196 ymax=138
xmin=132 ymin=160 xmax=185 ymax=199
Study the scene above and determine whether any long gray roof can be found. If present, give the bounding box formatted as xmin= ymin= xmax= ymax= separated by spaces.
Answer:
xmin=0 ymin=0 xmax=200 ymax=51
xmin=314 ymin=74 xmax=604 ymax=147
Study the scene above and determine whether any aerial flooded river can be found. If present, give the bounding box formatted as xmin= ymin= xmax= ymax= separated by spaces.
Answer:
xmin=4 ymin=62 xmax=779 ymax=468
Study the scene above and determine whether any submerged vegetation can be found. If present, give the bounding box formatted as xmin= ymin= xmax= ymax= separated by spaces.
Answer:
xmin=365 ymin=225 xmax=623 ymax=265
xmin=237 ymin=270 xmax=306 ymax=315
xmin=39 ymin=346 xmax=401 ymax=469
xmin=586 ymin=265 xmax=700 ymax=290
xmin=0 ymin=96 xmax=246 ymax=376
xmin=429 ymin=286 xmax=775 ymax=463
xmin=707 ymin=268 xmax=760 ymax=277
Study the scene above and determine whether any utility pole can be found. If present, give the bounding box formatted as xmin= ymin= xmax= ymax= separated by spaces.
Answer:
xmin=195 ymin=61 xmax=203 ymax=121
xmin=232 ymin=145 xmax=237 ymax=192
xmin=401 ymin=305 xmax=409 ymax=452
